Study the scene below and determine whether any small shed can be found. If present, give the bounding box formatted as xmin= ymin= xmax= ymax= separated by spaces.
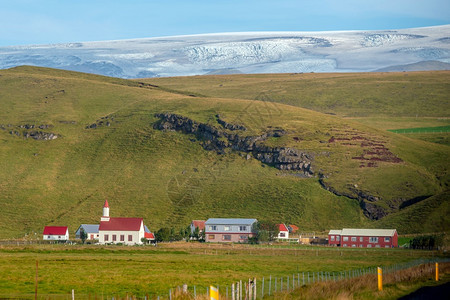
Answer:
xmin=43 ymin=226 xmax=69 ymax=241
xmin=277 ymin=224 xmax=289 ymax=239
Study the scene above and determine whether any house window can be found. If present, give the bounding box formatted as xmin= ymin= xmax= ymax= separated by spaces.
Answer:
xmin=104 ymin=234 xmax=109 ymax=241
xmin=360 ymin=237 xmax=363 ymax=242
xmin=343 ymin=244 xmax=347 ymax=247
xmin=280 ymin=232 xmax=286 ymax=237
xmin=384 ymin=237 xmax=390 ymax=242
xmin=58 ymin=236 xmax=61 ymax=239
xmin=223 ymin=235 xmax=231 ymax=241
xmin=209 ymin=226 xmax=217 ymax=231
xmin=224 ymin=226 xmax=231 ymax=231
xmin=343 ymin=237 xmax=348 ymax=241
xmin=369 ymin=237 xmax=378 ymax=243
xmin=351 ymin=237 xmax=357 ymax=242
xmin=385 ymin=245 xmax=389 ymax=248
xmin=359 ymin=245 xmax=363 ymax=248
xmin=352 ymin=244 xmax=356 ymax=247
xmin=112 ymin=235 xmax=117 ymax=241
xmin=367 ymin=244 xmax=372 ymax=248
xmin=120 ymin=235 xmax=125 ymax=242
xmin=331 ymin=236 xmax=335 ymax=241
xmin=209 ymin=235 xmax=215 ymax=240
xmin=240 ymin=235 xmax=248 ymax=240
xmin=337 ymin=236 xmax=340 ymax=241
xmin=239 ymin=226 xmax=247 ymax=231
xmin=128 ymin=235 xmax=132 ymax=242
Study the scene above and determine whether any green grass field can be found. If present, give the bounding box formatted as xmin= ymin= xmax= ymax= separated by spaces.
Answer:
xmin=0 ymin=67 xmax=448 ymax=240
xmin=0 ymin=243 xmax=446 ymax=297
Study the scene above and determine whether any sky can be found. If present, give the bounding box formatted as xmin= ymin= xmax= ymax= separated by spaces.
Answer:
xmin=0 ymin=0 xmax=449 ymax=46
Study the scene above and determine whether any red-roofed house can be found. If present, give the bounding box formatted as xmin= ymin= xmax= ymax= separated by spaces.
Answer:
xmin=190 ymin=220 xmax=206 ymax=234
xmin=288 ymin=224 xmax=299 ymax=233
xmin=277 ymin=224 xmax=289 ymax=240
xmin=43 ymin=226 xmax=69 ymax=241
xmin=98 ymin=200 xmax=145 ymax=245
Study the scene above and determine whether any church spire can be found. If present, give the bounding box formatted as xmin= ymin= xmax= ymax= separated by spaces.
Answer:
xmin=101 ymin=199 xmax=110 ymax=221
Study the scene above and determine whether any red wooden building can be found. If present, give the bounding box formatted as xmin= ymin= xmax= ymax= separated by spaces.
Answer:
xmin=328 ymin=228 xmax=398 ymax=248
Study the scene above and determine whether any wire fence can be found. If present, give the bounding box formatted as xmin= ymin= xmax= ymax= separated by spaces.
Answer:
xmin=1 ymin=257 xmax=448 ymax=299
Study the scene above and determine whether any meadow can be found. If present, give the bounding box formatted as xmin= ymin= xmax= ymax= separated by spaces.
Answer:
xmin=0 ymin=242 xmax=447 ymax=298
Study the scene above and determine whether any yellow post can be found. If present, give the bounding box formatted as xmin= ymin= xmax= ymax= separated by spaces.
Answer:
xmin=210 ymin=285 xmax=219 ymax=300
xmin=436 ymin=263 xmax=439 ymax=281
xmin=377 ymin=267 xmax=382 ymax=291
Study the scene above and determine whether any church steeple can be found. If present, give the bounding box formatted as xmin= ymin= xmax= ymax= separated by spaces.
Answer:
xmin=101 ymin=199 xmax=110 ymax=221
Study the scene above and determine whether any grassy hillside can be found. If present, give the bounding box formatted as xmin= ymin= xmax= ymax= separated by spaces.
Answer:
xmin=0 ymin=66 xmax=448 ymax=238
xmin=147 ymin=72 xmax=450 ymax=145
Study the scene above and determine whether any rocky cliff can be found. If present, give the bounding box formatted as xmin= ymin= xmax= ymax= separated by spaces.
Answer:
xmin=154 ymin=113 xmax=314 ymax=176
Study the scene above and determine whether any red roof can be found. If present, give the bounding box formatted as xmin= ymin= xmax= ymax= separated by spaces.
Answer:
xmin=99 ymin=217 xmax=143 ymax=231
xmin=278 ymin=224 xmax=289 ymax=232
xmin=289 ymin=224 xmax=299 ymax=233
xmin=192 ymin=220 xmax=206 ymax=230
xmin=43 ymin=226 xmax=68 ymax=235
xmin=104 ymin=199 xmax=109 ymax=208
xmin=145 ymin=232 xmax=155 ymax=240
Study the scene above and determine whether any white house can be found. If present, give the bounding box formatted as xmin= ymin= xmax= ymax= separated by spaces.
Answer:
xmin=277 ymin=224 xmax=289 ymax=240
xmin=75 ymin=224 xmax=99 ymax=240
xmin=43 ymin=226 xmax=69 ymax=241
xmin=98 ymin=200 xmax=145 ymax=245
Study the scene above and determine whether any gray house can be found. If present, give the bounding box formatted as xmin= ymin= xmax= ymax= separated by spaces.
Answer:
xmin=75 ymin=224 xmax=99 ymax=240
xmin=204 ymin=218 xmax=258 ymax=243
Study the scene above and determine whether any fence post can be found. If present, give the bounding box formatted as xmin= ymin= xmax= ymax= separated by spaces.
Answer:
xmin=287 ymin=275 xmax=289 ymax=291
xmin=253 ymin=278 xmax=256 ymax=300
xmin=303 ymin=272 xmax=305 ymax=286
xmin=275 ymin=277 xmax=277 ymax=293
xmin=377 ymin=267 xmax=383 ymax=291
xmin=240 ymin=280 xmax=242 ymax=300
xmin=269 ymin=275 xmax=272 ymax=296
xmin=281 ymin=277 xmax=283 ymax=292
xmin=232 ymin=283 xmax=235 ymax=300
xmin=436 ymin=263 xmax=439 ymax=281
xmin=262 ymin=277 xmax=264 ymax=298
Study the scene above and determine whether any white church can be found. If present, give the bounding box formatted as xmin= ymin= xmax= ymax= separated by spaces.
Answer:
xmin=98 ymin=200 xmax=146 ymax=245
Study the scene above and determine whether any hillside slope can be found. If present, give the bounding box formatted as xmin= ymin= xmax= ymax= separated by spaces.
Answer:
xmin=0 ymin=67 xmax=448 ymax=238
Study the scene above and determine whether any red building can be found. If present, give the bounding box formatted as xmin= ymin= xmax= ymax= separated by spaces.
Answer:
xmin=328 ymin=228 xmax=398 ymax=248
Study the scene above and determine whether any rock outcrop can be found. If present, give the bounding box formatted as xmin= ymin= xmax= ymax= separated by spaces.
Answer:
xmin=154 ymin=113 xmax=314 ymax=176
xmin=5 ymin=124 xmax=59 ymax=140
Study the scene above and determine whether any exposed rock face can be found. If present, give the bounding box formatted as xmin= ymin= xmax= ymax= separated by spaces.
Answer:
xmin=154 ymin=113 xmax=314 ymax=176
xmin=318 ymin=177 xmax=387 ymax=220
xmin=9 ymin=130 xmax=58 ymax=140
xmin=86 ymin=115 xmax=114 ymax=129
xmin=216 ymin=114 xmax=247 ymax=131
xmin=5 ymin=124 xmax=59 ymax=140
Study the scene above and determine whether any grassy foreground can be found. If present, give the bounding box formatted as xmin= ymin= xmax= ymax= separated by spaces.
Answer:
xmin=0 ymin=243 xmax=447 ymax=298
xmin=275 ymin=262 xmax=450 ymax=299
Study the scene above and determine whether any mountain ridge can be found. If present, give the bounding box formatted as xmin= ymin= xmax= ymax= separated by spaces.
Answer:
xmin=1 ymin=25 xmax=449 ymax=78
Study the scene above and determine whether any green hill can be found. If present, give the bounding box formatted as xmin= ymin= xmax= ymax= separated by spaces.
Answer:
xmin=0 ymin=66 xmax=448 ymax=238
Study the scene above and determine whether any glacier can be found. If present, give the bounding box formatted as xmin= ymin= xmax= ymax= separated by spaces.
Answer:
xmin=0 ymin=25 xmax=449 ymax=78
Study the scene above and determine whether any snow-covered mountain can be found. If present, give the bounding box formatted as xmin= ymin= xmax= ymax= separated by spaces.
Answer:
xmin=1 ymin=26 xmax=449 ymax=78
